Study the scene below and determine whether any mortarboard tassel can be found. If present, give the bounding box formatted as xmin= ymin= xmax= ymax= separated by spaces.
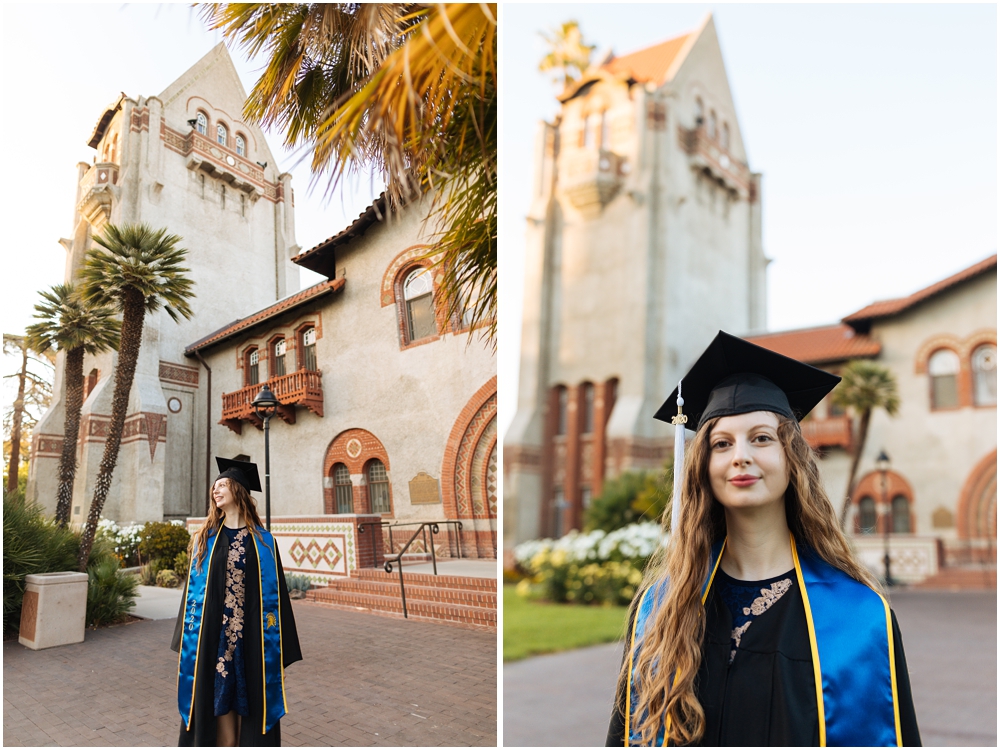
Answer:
xmin=670 ymin=381 xmax=687 ymax=535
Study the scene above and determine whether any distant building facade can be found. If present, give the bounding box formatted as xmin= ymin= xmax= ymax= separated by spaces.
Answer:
xmin=505 ymin=15 xmax=767 ymax=548
xmin=29 ymin=44 xmax=299 ymax=523
xmin=748 ymin=256 xmax=997 ymax=580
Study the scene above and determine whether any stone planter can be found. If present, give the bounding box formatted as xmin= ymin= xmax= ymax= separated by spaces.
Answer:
xmin=19 ymin=572 xmax=89 ymax=650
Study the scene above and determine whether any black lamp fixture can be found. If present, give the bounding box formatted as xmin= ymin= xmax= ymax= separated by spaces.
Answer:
xmin=876 ymin=450 xmax=892 ymax=586
xmin=187 ymin=118 xmax=198 ymax=129
xmin=251 ymin=385 xmax=281 ymax=529
xmin=256 ymin=161 xmax=268 ymax=169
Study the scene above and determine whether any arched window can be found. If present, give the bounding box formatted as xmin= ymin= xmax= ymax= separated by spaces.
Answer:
xmin=892 ymin=495 xmax=911 ymax=533
xmin=272 ymin=338 xmax=286 ymax=377
xmin=694 ymin=97 xmax=704 ymax=125
xmin=858 ymin=496 xmax=877 ymax=534
xmin=366 ymin=459 xmax=391 ymax=514
xmin=928 ymin=349 xmax=960 ymax=409
xmin=721 ymin=122 xmax=730 ymax=150
xmin=708 ymin=110 xmax=717 ymax=140
xmin=403 ymin=268 xmax=436 ymax=342
xmin=195 ymin=112 xmax=207 ymax=135
xmin=972 ymin=344 xmax=997 ymax=406
xmin=245 ymin=348 xmax=259 ymax=386
xmin=556 ymin=386 xmax=568 ymax=436
xmin=236 ymin=135 xmax=246 ymax=157
xmin=300 ymin=327 xmax=317 ymax=371
xmin=217 ymin=123 xmax=228 ymax=146
xmin=333 ymin=463 xmax=353 ymax=514
xmin=582 ymin=382 xmax=595 ymax=434
xmin=84 ymin=368 xmax=99 ymax=400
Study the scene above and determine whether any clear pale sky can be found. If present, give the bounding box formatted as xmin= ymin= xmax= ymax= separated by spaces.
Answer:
xmin=499 ymin=3 xmax=997 ymax=437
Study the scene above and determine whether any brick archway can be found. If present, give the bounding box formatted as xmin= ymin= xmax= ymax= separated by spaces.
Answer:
xmin=442 ymin=376 xmax=497 ymax=558
xmin=322 ymin=429 xmax=391 ymax=515
xmin=957 ymin=449 xmax=997 ymax=539
xmin=852 ymin=470 xmax=915 ymax=534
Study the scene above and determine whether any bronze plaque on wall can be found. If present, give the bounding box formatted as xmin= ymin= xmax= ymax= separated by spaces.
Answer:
xmin=409 ymin=472 xmax=441 ymax=505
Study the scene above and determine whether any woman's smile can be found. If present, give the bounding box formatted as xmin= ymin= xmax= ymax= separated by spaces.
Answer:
xmin=708 ymin=410 xmax=789 ymax=511
xmin=729 ymin=474 xmax=760 ymax=488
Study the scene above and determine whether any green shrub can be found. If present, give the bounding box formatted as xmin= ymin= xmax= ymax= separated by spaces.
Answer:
xmin=96 ymin=519 xmax=144 ymax=567
xmin=3 ymin=493 xmax=79 ymax=636
xmin=156 ymin=569 xmax=180 ymax=588
xmin=584 ymin=466 xmax=671 ymax=533
xmin=138 ymin=521 xmax=190 ymax=565
xmin=87 ymin=551 xmax=138 ymax=628
xmin=173 ymin=551 xmax=190 ymax=577
xmin=284 ymin=573 xmax=312 ymax=592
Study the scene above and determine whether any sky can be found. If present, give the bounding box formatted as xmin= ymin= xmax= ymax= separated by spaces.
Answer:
xmin=499 ymin=3 xmax=997 ymax=437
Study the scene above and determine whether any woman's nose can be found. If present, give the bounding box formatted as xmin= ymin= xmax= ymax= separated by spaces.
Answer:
xmin=731 ymin=437 xmax=752 ymax=465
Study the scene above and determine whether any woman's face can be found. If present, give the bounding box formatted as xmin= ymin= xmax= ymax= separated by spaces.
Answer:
xmin=708 ymin=410 xmax=790 ymax=512
xmin=212 ymin=478 xmax=237 ymax=515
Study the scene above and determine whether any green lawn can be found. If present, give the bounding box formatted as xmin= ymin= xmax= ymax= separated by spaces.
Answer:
xmin=503 ymin=585 xmax=630 ymax=661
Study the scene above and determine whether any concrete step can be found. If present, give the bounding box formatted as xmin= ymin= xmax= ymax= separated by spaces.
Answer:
xmin=320 ymin=577 xmax=497 ymax=608
xmin=353 ymin=568 xmax=497 ymax=592
xmin=305 ymin=588 xmax=496 ymax=630
xmin=913 ymin=566 xmax=997 ymax=590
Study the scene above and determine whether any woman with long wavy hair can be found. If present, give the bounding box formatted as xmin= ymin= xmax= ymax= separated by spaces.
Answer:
xmin=171 ymin=458 xmax=301 ymax=747
xmin=606 ymin=332 xmax=921 ymax=747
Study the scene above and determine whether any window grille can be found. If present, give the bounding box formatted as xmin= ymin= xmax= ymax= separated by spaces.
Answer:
xmin=217 ymin=123 xmax=227 ymax=146
xmin=367 ymin=460 xmax=391 ymax=514
xmin=891 ymin=495 xmax=911 ymax=533
xmin=582 ymin=383 xmax=595 ymax=434
xmin=333 ymin=463 xmax=353 ymax=514
xmin=196 ymin=113 xmax=207 ymax=135
xmin=858 ymin=496 xmax=877 ymax=534
xmin=403 ymin=269 xmax=436 ymax=341
xmin=972 ymin=344 xmax=997 ymax=406
xmin=247 ymin=349 xmax=259 ymax=386
xmin=302 ymin=328 xmax=317 ymax=371
xmin=273 ymin=339 xmax=286 ymax=377
xmin=236 ymin=135 xmax=246 ymax=157
xmin=928 ymin=349 xmax=960 ymax=409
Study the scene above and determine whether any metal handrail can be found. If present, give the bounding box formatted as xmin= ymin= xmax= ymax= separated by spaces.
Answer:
xmin=358 ymin=521 xmax=462 ymax=619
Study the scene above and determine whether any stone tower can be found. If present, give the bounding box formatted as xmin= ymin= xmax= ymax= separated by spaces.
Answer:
xmin=504 ymin=15 xmax=768 ymax=547
xmin=28 ymin=43 xmax=300 ymax=524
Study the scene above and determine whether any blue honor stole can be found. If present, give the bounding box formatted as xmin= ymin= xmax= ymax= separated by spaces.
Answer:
xmin=625 ymin=534 xmax=902 ymax=747
xmin=177 ymin=527 xmax=288 ymax=734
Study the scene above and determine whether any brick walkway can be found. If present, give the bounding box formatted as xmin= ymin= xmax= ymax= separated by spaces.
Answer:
xmin=503 ymin=589 xmax=996 ymax=747
xmin=4 ymin=600 xmax=497 ymax=746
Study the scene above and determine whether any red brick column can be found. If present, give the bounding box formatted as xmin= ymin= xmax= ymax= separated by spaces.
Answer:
xmin=565 ymin=384 xmax=583 ymax=532
xmin=351 ymin=514 xmax=385 ymax=568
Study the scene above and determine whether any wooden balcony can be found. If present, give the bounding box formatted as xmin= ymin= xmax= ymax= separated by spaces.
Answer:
xmin=220 ymin=369 xmax=324 ymax=434
xmin=800 ymin=415 xmax=852 ymax=450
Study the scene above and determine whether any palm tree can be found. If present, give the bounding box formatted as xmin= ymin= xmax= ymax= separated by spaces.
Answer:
xmin=2 ymin=335 xmax=54 ymax=498
xmin=200 ymin=3 xmax=497 ymax=344
xmin=75 ymin=223 xmax=194 ymax=570
xmin=24 ymin=284 xmax=120 ymax=526
xmin=539 ymin=21 xmax=596 ymax=89
xmin=831 ymin=360 xmax=900 ymax=530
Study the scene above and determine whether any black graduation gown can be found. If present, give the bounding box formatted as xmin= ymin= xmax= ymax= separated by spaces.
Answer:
xmin=170 ymin=530 xmax=302 ymax=747
xmin=606 ymin=576 xmax=921 ymax=746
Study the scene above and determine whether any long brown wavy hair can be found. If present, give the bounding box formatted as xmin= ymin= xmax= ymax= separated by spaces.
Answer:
xmin=621 ymin=414 xmax=880 ymax=746
xmin=191 ymin=477 xmax=265 ymax=571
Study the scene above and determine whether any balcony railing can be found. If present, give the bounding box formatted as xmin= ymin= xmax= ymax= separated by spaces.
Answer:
xmin=220 ymin=369 xmax=324 ymax=434
xmin=561 ymin=148 xmax=627 ymax=214
xmin=800 ymin=415 xmax=852 ymax=450
xmin=677 ymin=126 xmax=751 ymax=196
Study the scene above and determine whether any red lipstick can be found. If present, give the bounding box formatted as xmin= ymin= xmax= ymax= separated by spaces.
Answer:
xmin=729 ymin=475 xmax=760 ymax=487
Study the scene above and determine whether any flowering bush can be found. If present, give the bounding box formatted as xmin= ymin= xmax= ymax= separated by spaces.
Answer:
xmin=97 ymin=519 xmax=145 ymax=567
xmin=513 ymin=522 xmax=667 ymax=605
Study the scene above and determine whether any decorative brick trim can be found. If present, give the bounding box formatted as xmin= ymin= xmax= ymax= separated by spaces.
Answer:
xmin=956 ymin=449 xmax=997 ymax=539
xmin=381 ymin=245 xmax=434 ymax=306
xmin=914 ymin=335 xmax=963 ymax=375
xmin=129 ymin=107 xmax=149 ymax=134
xmin=159 ymin=360 xmax=199 ymax=387
xmin=322 ymin=430 xmax=392 ymax=516
xmin=33 ymin=433 xmax=64 ymax=458
xmin=392 ymin=259 xmax=448 ymax=350
xmin=851 ymin=469 xmax=916 ymax=534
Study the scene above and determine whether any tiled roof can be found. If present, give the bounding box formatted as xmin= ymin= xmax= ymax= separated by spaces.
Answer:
xmin=184 ymin=278 xmax=345 ymax=354
xmin=843 ymin=254 xmax=997 ymax=329
xmin=602 ymin=33 xmax=692 ymax=87
xmin=291 ymin=194 xmax=388 ymax=279
xmin=744 ymin=324 xmax=881 ymax=365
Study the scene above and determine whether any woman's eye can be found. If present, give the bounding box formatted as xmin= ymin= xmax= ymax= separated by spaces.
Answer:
xmin=712 ymin=440 xmax=730 ymax=450
xmin=753 ymin=434 xmax=774 ymax=443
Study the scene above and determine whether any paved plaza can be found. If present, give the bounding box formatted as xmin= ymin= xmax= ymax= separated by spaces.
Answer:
xmin=503 ymin=589 xmax=997 ymax=747
xmin=4 ymin=600 xmax=497 ymax=746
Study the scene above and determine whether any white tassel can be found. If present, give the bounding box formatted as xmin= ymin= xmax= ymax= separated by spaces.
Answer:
xmin=670 ymin=382 xmax=687 ymax=535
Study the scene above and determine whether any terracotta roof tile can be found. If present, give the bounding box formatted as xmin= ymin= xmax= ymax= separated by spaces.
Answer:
xmin=292 ymin=194 xmax=388 ymax=279
xmin=185 ymin=278 xmax=345 ymax=354
xmin=744 ymin=324 xmax=881 ymax=365
xmin=602 ymin=33 xmax=692 ymax=87
xmin=843 ymin=254 xmax=997 ymax=327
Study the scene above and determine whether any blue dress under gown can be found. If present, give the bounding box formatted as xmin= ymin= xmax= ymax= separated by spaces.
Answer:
xmin=214 ymin=525 xmax=250 ymax=717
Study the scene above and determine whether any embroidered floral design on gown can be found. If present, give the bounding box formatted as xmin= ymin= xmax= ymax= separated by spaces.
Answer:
xmin=718 ymin=571 xmax=793 ymax=664
xmin=214 ymin=526 xmax=250 ymax=717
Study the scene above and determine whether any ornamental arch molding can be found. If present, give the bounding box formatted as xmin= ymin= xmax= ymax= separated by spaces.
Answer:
xmin=380 ymin=245 xmax=436 ymax=307
xmin=957 ymin=449 xmax=997 ymax=540
xmin=442 ymin=376 xmax=498 ymax=558
xmin=851 ymin=469 xmax=916 ymax=534
xmin=322 ymin=428 xmax=391 ymax=514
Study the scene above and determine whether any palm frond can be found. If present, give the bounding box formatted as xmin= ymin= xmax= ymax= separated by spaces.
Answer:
xmin=24 ymin=283 xmax=121 ymax=356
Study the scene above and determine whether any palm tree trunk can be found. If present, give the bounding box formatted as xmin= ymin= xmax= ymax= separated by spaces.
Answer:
xmin=77 ymin=289 xmax=145 ymax=571
xmin=54 ymin=347 xmax=85 ymax=526
xmin=838 ymin=408 xmax=872 ymax=530
xmin=6 ymin=343 xmax=28 ymax=496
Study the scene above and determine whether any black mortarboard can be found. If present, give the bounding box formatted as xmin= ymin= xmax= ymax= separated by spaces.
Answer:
xmin=654 ymin=331 xmax=842 ymax=430
xmin=215 ymin=457 xmax=262 ymax=493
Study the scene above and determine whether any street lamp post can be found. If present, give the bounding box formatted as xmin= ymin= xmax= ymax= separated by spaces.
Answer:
xmin=876 ymin=450 xmax=892 ymax=587
xmin=251 ymin=385 xmax=280 ymax=531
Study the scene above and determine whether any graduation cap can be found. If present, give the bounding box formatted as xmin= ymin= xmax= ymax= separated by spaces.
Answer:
xmin=215 ymin=457 xmax=262 ymax=493
xmin=654 ymin=331 xmax=841 ymax=531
